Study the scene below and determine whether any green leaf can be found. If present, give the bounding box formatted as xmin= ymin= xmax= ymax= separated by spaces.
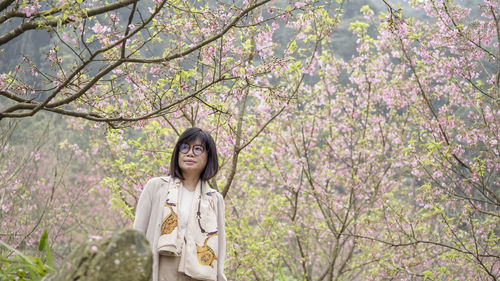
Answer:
xmin=38 ymin=229 xmax=48 ymax=252
xmin=349 ymin=21 xmax=369 ymax=33
xmin=423 ymin=270 xmax=435 ymax=280
xmin=45 ymin=241 xmax=53 ymax=268
xmin=288 ymin=39 xmax=297 ymax=53
xmin=360 ymin=5 xmax=372 ymax=13
xmin=0 ymin=240 xmax=32 ymax=264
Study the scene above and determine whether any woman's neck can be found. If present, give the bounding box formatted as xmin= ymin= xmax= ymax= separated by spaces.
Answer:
xmin=182 ymin=173 xmax=200 ymax=192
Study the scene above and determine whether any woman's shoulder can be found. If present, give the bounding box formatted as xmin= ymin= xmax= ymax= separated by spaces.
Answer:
xmin=213 ymin=192 xmax=225 ymax=207
xmin=143 ymin=176 xmax=174 ymax=192
xmin=146 ymin=176 xmax=166 ymax=185
xmin=203 ymin=183 xmax=224 ymax=201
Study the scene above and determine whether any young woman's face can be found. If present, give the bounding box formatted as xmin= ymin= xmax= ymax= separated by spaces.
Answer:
xmin=178 ymin=138 xmax=208 ymax=177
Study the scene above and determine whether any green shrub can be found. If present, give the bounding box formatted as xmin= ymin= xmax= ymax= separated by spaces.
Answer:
xmin=0 ymin=229 xmax=53 ymax=281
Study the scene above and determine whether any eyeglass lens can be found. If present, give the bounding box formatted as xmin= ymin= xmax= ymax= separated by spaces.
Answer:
xmin=179 ymin=143 xmax=205 ymax=156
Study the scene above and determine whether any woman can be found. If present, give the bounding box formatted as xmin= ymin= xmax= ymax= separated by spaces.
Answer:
xmin=134 ymin=127 xmax=227 ymax=281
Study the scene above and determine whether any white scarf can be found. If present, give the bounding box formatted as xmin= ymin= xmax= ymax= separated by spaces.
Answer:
xmin=157 ymin=177 xmax=219 ymax=281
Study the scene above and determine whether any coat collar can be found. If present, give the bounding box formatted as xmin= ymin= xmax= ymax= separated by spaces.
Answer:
xmin=161 ymin=176 xmax=217 ymax=197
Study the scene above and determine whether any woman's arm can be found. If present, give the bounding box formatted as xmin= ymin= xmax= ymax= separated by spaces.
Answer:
xmin=216 ymin=192 xmax=228 ymax=281
xmin=133 ymin=178 xmax=154 ymax=235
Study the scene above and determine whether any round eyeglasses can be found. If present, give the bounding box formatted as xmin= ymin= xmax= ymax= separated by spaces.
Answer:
xmin=179 ymin=143 xmax=205 ymax=156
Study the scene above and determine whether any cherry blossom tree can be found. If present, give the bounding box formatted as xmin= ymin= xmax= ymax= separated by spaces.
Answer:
xmin=194 ymin=1 xmax=499 ymax=279
xmin=92 ymin=0 xmax=335 ymax=216
xmin=243 ymin=1 xmax=499 ymax=279
xmin=0 ymin=115 xmax=121 ymax=261
xmin=1 ymin=0 xmax=499 ymax=280
xmin=369 ymin=1 xmax=499 ymax=279
xmin=1 ymin=0 xmax=279 ymax=126
xmin=1 ymin=0 xmax=333 ymax=265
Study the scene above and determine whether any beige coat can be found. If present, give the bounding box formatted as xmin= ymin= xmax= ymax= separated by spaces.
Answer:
xmin=133 ymin=177 xmax=227 ymax=281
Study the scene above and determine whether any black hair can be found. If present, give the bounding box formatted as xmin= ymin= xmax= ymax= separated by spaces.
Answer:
xmin=169 ymin=127 xmax=219 ymax=181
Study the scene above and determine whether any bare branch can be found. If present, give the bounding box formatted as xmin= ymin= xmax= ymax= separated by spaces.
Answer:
xmin=0 ymin=0 xmax=14 ymax=14
xmin=0 ymin=0 xmax=139 ymax=46
xmin=0 ymin=0 xmax=271 ymax=123
xmin=124 ymin=0 xmax=272 ymax=64
xmin=0 ymin=0 xmax=167 ymax=118
xmin=2 ymin=76 xmax=234 ymax=127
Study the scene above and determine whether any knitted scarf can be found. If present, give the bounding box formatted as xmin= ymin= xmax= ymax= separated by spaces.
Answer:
xmin=157 ymin=177 xmax=219 ymax=281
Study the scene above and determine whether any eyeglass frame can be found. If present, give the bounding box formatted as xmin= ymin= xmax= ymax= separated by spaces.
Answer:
xmin=178 ymin=143 xmax=206 ymax=156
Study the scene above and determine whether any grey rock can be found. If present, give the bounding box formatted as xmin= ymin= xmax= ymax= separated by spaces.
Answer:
xmin=46 ymin=228 xmax=152 ymax=281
